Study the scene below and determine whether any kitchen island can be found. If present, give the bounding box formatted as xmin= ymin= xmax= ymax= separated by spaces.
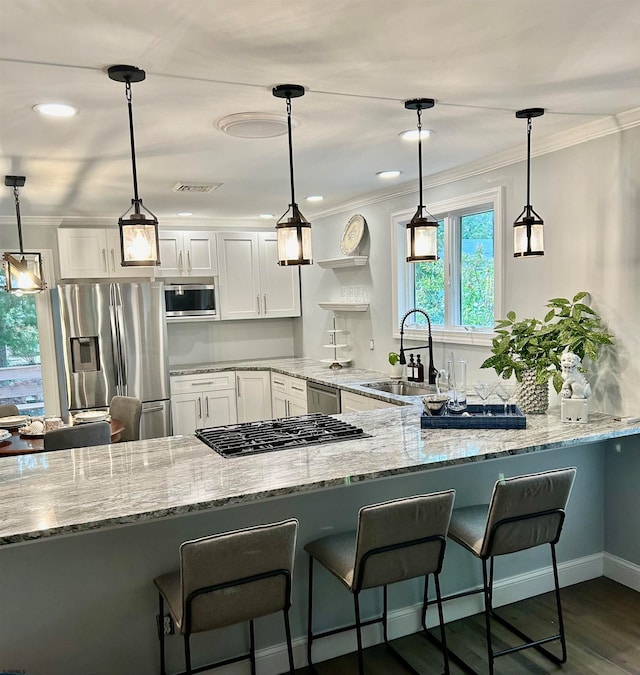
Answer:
xmin=1 ymin=357 xmax=638 ymax=674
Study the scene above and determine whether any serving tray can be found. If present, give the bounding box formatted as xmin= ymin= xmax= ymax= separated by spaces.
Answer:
xmin=421 ymin=404 xmax=526 ymax=429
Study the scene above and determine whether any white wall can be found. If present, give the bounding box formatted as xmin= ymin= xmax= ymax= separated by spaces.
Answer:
xmin=296 ymin=125 xmax=640 ymax=415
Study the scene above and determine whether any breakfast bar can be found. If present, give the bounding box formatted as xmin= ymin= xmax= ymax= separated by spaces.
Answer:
xmin=0 ymin=376 xmax=638 ymax=674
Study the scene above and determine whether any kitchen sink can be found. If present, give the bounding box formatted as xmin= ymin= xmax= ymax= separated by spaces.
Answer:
xmin=361 ymin=381 xmax=437 ymax=397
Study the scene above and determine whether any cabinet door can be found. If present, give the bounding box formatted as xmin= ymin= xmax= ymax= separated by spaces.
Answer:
xmin=287 ymin=395 xmax=308 ymax=417
xmin=202 ymin=389 xmax=237 ymax=428
xmin=236 ymin=371 xmax=272 ymax=423
xmin=58 ymin=229 xmax=110 ymax=279
xmin=171 ymin=392 xmax=203 ymax=435
xmin=216 ymin=233 xmax=261 ymax=319
xmin=271 ymin=390 xmax=288 ymax=418
xmin=340 ymin=391 xmax=373 ymax=412
xmin=258 ymin=233 xmax=301 ymax=318
xmin=156 ymin=231 xmax=184 ymax=277
xmin=184 ymin=233 xmax=217 ymax=276
xmin=105 ymin=230 xmax=152 ymax=278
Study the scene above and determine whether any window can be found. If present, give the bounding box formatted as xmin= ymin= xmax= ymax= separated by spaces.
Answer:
xmin=392 ymin=187 xmax=503 ymax=346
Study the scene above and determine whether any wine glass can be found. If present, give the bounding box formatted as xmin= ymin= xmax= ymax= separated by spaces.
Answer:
xmin=496 ymin=381 xmax=519 ymax=415
xmin=473 ymin=382 xmax=496 ymax=416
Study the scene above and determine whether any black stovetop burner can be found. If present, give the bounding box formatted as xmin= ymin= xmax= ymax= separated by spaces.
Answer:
xmin=196 ymin=413 xmax=369 ymax=458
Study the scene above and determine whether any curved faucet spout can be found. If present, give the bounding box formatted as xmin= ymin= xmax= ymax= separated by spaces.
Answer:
xmin=399 ymin=308 xmax=438 ymax=384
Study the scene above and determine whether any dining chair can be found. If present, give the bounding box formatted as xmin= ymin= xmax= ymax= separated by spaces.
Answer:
xmin=154 ymin=518 xmax=298 ymax=675
xmin=44 ymin=421 xmax=111 ymax=451
xmin=109 ymin=396 xmax=142 ymax=442
xmin=0 ymin=403 xmax=20 ymax=417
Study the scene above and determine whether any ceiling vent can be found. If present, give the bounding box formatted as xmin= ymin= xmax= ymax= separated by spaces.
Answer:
xmin=216 ymin=112 xmax=298 ymax=139
xmin=172 ymin=182 xmax=222 ymax=193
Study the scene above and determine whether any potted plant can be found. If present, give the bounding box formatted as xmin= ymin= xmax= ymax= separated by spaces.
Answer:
xmin=388 ymin=351 xmax=404 ymax=379
xmin=481 ymin=292 xmax=613 ymax=413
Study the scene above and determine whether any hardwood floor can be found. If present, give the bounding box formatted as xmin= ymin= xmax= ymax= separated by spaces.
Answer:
xmin=296 ymin=577 xmax=640 ymax=674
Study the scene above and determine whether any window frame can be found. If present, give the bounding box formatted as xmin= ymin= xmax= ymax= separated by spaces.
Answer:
xmin=391 ymin=186 xmax=504 ymax=346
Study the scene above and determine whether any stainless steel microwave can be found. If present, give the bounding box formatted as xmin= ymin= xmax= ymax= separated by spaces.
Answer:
xmin=164 ymin=284 xmax=217 ymax=317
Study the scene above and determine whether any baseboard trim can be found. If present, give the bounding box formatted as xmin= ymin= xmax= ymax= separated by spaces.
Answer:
xmin=197 ymin=552 xmax=604 ymax=674
xmin=603 ymin=552 xmax=640 ymax=592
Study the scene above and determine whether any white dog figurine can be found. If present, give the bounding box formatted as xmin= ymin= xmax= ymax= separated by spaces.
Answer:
xmin=560 ymin=351 xmax=592 ymax=399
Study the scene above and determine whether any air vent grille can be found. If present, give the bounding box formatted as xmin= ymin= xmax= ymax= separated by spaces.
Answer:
xmin=172 ymin=182 xmax=222 ymax=193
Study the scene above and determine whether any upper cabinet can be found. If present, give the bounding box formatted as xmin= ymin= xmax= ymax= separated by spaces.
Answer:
xmin=58 ymin=228 xmax=151 ymax=279
xmin=216 ymin=232 xmax=301 ymax=320
xmin=156 ymin=230 xmax=217 ymax=278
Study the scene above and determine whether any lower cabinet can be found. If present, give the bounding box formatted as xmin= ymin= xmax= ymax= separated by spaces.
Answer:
xmin=271 ymin=373 xmax=308 ymax=418
xmin=235 ymin=370 xmax=272 ymax=423
xmin=171 ymin=372 xmax=237 ymax=434
xmin=340 ymin=391 xmax=399 ymax=413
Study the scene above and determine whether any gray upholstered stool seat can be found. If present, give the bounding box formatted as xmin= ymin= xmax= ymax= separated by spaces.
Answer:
xmin=109 ymin=395 xmax=142 ymax=442
xmin=305 ymin=491 xmax=455 ymax=675
xmin=153 ymin=518 xmax=298 ymax=675
xmin=44 ymin=421 xmax=110 ymax=451
xmin=446 ymin=467 xmax=577 ymax=675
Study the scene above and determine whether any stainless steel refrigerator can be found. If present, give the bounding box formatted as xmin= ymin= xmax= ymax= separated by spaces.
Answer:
xmin=56 ymin=281 xmax=172 ymax=439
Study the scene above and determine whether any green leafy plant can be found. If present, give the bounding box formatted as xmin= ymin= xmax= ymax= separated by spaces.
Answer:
xmin=481 ymin=292 xmax=614 ymax=393
xmin=388 ymin=352 xmax=400 ymax=366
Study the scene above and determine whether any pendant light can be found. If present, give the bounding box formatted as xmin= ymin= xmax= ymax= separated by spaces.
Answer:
xmin=404 ymin=98 xmax=439 ymax=263
xmin=513 ymin=107 xmax=545 ymax=257
xmin=272 ymin=84 xmax=312 ymax=266
xmin=2 ymin=175 xmax=46 ymax=294
xmin=108 ymin=65 xmax=160 ymax=266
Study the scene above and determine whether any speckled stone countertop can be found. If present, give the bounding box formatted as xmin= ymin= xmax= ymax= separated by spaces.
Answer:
xmin=2 ymin=357 xmax=639 ymax=546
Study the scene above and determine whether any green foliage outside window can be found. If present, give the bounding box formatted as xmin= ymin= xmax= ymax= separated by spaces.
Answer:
xmin=0 ymin=292 xmax=40 ymax=367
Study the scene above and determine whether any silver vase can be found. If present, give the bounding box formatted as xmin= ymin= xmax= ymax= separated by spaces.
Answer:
xmin=516 ymin=369 xmax=549 ymax=414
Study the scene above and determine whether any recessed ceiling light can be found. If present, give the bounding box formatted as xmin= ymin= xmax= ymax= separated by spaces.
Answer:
xmin=377 ymin=170 xmax=402 ymax=179
xmin=259 ymin=213 xmax=275 ymax=219
xmin=216 ymin=112 xmax=297 ymax=139
xmin=177 ymin=212 xmax=193 ymax=217
xmin=33 ymin=103 xmax=80 ymax=117
xmin=306 ymin=195 xmax=323 ymax=203
xmin=399 ymin=129 xmax=434 ymax=141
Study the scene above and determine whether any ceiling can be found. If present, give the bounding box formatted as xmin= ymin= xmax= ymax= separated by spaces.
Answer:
xmin=1 ymin=0 xmax=639 ymax=227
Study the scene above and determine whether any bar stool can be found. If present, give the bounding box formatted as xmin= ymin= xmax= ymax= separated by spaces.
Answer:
xmin=305 ymin=491 xmax=455 ymax=675
xmin=153 ymin=518 xmax=298 ymax=675
xmin=446 ymin=466 xmax=577 ymax=674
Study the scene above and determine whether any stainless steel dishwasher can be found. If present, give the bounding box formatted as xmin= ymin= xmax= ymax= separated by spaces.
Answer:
xmin=307 ymin=381 xmax=341 ymax=414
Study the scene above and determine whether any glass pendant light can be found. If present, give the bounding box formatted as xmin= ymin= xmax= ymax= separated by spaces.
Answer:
xmin=513 ymin=108 xmax=545 ymax=257
xmin=108 ymin=65 xmax=160 ymax=266
xmin=404 ymin=98 xmax=439 ymax=263
xmin=2 ymin=175 xmax=46 ymax=294
xmin=272 ymin=84 xmax=312 ymax=266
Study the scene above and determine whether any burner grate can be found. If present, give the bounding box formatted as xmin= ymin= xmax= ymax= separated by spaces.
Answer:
xmin=196 ymin=413 xmax=368 ymax=457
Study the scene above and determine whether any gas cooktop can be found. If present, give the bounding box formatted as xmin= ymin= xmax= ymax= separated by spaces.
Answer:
xmin=196 ymin=413 xmax=369 ymax=458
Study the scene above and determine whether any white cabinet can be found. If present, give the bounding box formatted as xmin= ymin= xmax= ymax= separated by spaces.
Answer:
xmin=171 ymin=372 xmax=237 ymax=434
xmin=271 ymin=373 xmax=308 ymax=418
xmin=235 ymin=370 xmax=272 ymax=423
xmin=156 ymin=230 xmax=217 ymax=278
xmin=340 ymin=391 xmax=399 ymax=413
xmin=57 ymin=228 xmax=151 ymax=279
xmin=216 ymin=232 xmax=301 ymax=320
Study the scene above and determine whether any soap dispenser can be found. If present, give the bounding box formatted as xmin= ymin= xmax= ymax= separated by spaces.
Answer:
xmin=416 ymin=355 xmax=425 ymax=383
xmin=408 ymin=354 xmax=416 ymax=381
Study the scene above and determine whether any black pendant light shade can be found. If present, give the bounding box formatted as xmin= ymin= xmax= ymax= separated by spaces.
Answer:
xmin=514 ymin=107 xmax=545 ymax=257
xmin=2 ymin=175 xmax=46 ymax=294
xmin=405 ymin=98 xmax=439 ymax=263
xmin=272 ymin=84 xmax=312 ymax=266
xmin=108 ymin=65 xmax=160 ymax=267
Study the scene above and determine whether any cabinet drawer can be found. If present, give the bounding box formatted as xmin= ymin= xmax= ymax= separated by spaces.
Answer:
xmin=171 ymin=372 xmax=235 ymax=394
xmin=270 ymin=373 xmax=307 ymax=398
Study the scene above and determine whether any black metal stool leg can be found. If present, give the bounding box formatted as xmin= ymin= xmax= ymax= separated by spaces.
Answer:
xmin=482 ymin=559 xmax=495 ymax=675
xmin=284 ymin=607 xmax=295 ymax=673
xmin=382 ymin=584 xmax=389 ymax=643
xmin=434 ymin=573 xmax=450 ymax=675
xmin=249 ymin=619 xmax=257 ymax=675
xmin=184 ymin=633 xmax=192 ymax=675
xmin=158 ymin=594 xmax=166 ymax=675
xmin=307 ymin=556 xmax=315 ymax=666
xmin=551 ymin=543 xmax=568 ymax=663
xmin=354 ymin=592 xmax=365 ymax=675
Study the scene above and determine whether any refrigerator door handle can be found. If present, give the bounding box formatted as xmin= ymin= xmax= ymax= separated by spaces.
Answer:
xmin=108 ymin=284 xmax=123 ymax=394
xmin=112 ymin=284 xmax=128 ymax=395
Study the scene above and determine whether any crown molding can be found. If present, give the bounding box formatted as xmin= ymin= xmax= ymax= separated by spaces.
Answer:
xmin=314 ymin=106 xmax=640 ymax=220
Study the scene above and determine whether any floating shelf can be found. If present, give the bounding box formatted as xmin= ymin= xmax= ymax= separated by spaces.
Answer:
xmin=318 ymin=302 xmax=369 ymax=312
xmin=316 ymin=256 xmax=368 ymax=269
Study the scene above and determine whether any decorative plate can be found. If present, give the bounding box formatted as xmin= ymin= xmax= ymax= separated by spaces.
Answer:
xmin=0 ymin=415 xmax=30 ymax=429
xmin=340 ymin=214 xmax=367 ymax=255
xmin=19 ymin=428 xmax=45 ymax=439
xmin=74 ymin=411 xmax=110 ymax=424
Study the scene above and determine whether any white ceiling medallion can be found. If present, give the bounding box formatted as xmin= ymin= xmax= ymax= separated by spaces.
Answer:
xmin=216 ymin=112 xmax=298 ymax=139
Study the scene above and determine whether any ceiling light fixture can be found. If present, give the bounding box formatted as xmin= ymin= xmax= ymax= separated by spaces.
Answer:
xmin=404 ymin=98 xmax=439 ymax=263
xmin=108 ymin=64 xmax=160 ymax=267
xmin=259 ymin=213 xmax=275 ymax=220
xmin=2 ymin=175 xmax=46 ymax=294
xmin=272 ymin=84 xmax=312 ymax=266
xmin=305 ymin=195 xmax=323 ymax=203
xmin=399 ymin=128 xmax=433 ymax=141
xmin=513 ymin=108 xmax=545 ymax=257
xmin=376 ymin=170 xmax=401 ymax=179
xmin=33 ymin=103 xmax=79 ymax=117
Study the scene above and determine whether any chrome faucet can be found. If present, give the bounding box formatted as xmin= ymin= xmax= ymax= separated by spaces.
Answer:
xmin=399 ymin=308 xmax=438 ymax=385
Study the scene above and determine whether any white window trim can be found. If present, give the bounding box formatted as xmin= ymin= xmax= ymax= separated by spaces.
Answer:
xmin=390 ymin=186 xmax=504 ymax=347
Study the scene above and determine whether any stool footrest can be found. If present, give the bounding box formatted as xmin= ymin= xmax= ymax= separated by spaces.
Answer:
xmin=491 ymin=610 xmax=565 ymax=663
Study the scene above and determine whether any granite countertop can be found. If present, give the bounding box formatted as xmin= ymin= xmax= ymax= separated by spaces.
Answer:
xmin=2 ymin=357 xmax=639 ymax=546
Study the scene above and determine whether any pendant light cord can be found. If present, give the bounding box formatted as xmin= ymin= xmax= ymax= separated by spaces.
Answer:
xmin=526 ymin=116 xmax=532 ymax=216
xmin=125 ymin=80 xmax=141 ymax=211
xmin=286 ymin=96 xmax=296 ymax=207
xmin=417 ymin=106 xmax=424 ymax=213
xmin=12 ymin=185 xmax=24 ymax=252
